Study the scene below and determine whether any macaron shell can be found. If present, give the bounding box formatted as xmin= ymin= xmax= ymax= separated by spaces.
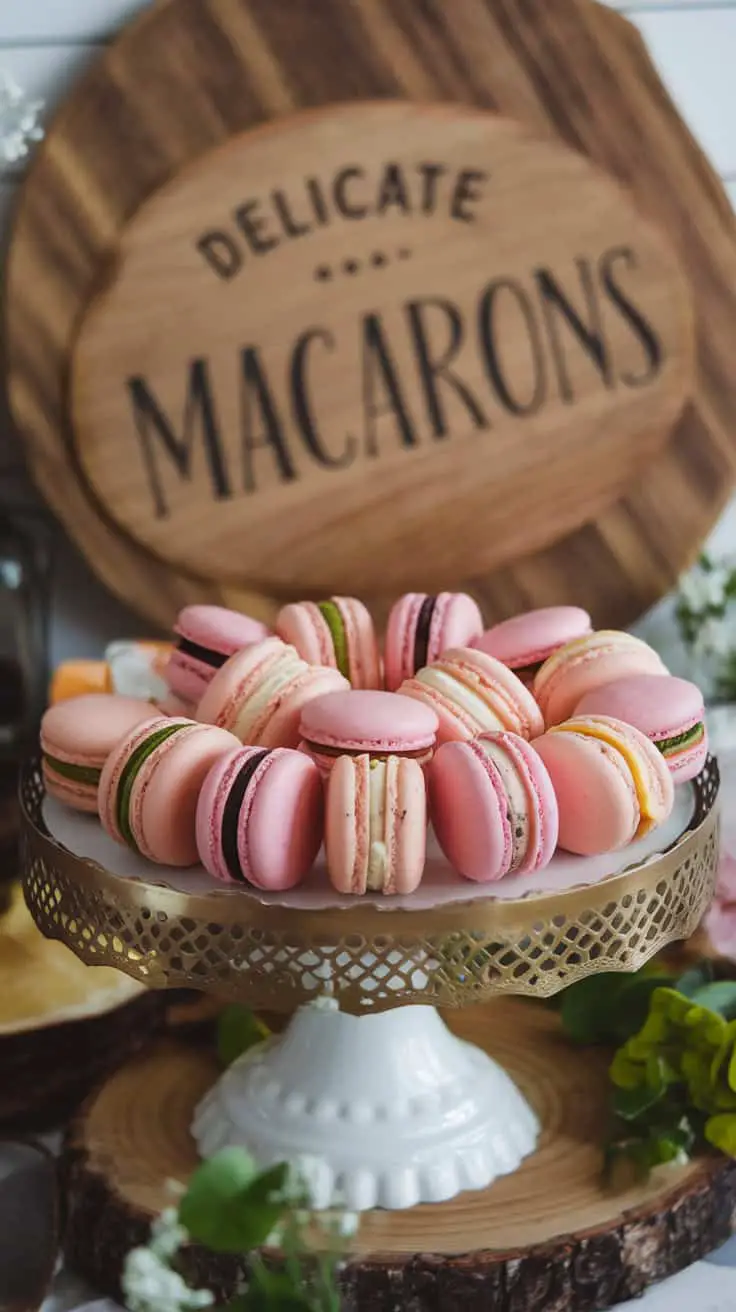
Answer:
xmin=574 ymin=673 xmax=704 ymax=742
xmin=168 ymin=605 xmax=270 ymax=702
xmin=325 ymin=755 xmax=426 ymax=895
xmin=427 ymin=593 xmax=484 ymax=663
xmin=276 ymin=603 xmax=333 ymax=668
xmin=429 ymin=741 xmax=511 ymax=882
xmin=384 ymin=593 xmax=425 ymax=692
xmin=336 ymin=597 xmax=382 ymax=689
xmin=41 ymin=693 xmax=155 ymax=767
xmin=243 ymin=750 xmax=324 ymax=890
xmin=492 ymin=732 xmax=560 ymax=871
xmin=98 ymin=716 xmax=195 ymax=845
xmin=254 ymin=667 xmax=350 ymax=748
xmin=558 ymin=715 xmax=674 ymax=836
xmin=130 ymin=723 xmax=238 ymax=865
xmin=532 ymin=730 xmax=641 ymax=855
xmin=326 ymin=754 xmax=365 ymax=894
xmin=401 ymin=648 xmax=544 ymax=743
xmin=386 ymin=756 xmax=426 ymax=895
xmin=474 ymin=606 xmax=592 ymax=668
xmin=300 ymin=690 xmax=438 ymax=753
xmin=667 ymin=729 xmax=709 ymax=783
xmin=534 ymin=632 xmax=667 ymax=727
xmin=43 ymin=772 xmax=100 ymax=813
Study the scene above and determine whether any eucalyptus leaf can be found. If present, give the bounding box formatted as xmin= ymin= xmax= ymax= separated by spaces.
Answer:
xmin=560 ymin=973 xmax=630 ymax=1044
xmin=179 ymin=1150 xmax=287 ymax=1253
xmin=218 ymin=1006 xmax=270 ymax=1068
xmin=611 ymin=976 xmax=676 ymax=1044
xmin=690 ymin=981 xmax=736 ymax=1020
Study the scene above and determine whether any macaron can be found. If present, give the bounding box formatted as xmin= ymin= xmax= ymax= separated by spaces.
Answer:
xmin=533 ymin=631 xmax=667 ymax=728
xmin=429 ymin=732 xmax=559 ymax=883
xmin=384 ymin=592 xmax=484 ymax=692
xmin=49 ymin=661 xmax=112 ymax=704
xmin=40 ymin=693 xmax=155 ymax=812
xmin=167 ymin=605 xmax=272 ymax=705
xmin=532 ymin=714 xmax=674 ymax=856
xmin=276 ymin=597 xmax=381 ymax=689
xmin=325 ymin=754 xmax=426 ymax=896
xmin=98 ymin=716 xmax=239 ymax=865
xmin=196 ymin=745 xmax=323 ymax=891
xmin=196 ymin=637 xmax=349 ymax=748
xmin=400 ymin=647 xmax=544 ymax=744
xmin=574 ymin=673 xmax=708 ymax=784
xmin=473 ymin=606 xmax=592 ymax=685
xmin=299 ymin=690 xmax=439 ymax=777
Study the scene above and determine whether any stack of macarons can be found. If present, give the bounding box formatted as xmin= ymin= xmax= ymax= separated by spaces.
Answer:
xmin=37 ymin=592 xmax=710 ymax=892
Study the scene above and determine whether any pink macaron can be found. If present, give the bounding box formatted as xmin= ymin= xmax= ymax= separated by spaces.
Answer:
xmin=41 ymin=693 xmax=156 ymax=812
xmin=384 ymin=593 xmax=484 ymax=692
xmin=196 ymin=637 xmax=350 ymax=749
xmin=400 ymin=647 xmax=544 ymax=744
xmin=299 ymin=690 xmax=439 ymax=777
xmin=429 ymin=731 xmax=559 ymax=883
xmin=533 ymin=631 xmax=667 ymax=728
xmin=167 ymin=605 xmax=271 ymax=705
xmin=473 ymin=606 xmax=592 ymax=686
xmin=276 ymin=597 xmax=381 ymax=689
xmin=532 ymin=715 xmax=674 ymax=856
xmin=325 ymin=753 xmax=427 ymax=896
xmin=574 ymin=673 xmax=708 ymax=784
xmin=196 ymin=745 xmax=323 ymax=891
xmin=98 ymin=716 xmax=239 ymax=865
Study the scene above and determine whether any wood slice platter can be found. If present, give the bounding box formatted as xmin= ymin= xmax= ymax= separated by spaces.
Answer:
xmin=6 ymin=0 xmax=736 ymax=630
xmin=62 ymin=998 xmax=736 ymax=1312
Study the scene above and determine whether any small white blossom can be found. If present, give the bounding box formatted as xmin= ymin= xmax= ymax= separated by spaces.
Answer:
xmin=334 ymin=1210 xmax=360 ymax=1238
xmin=0 ymin=72 xmax=44 ymax=165
xmin=149 ymin=1208 xmax=189 ymax=1261
xmin=694 ymin=616 xmax=733 ymax=661
xmin=122 ymin=1247 xmax=213 ymax=1312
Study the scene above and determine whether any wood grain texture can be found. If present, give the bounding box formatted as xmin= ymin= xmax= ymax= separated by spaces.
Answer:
xmin=70 ymin=105 xmax=693 ymax=596
xmin=61 ymin=1002 xmax=736 ymax=1311
xmin=5 ymin=0 xmax=736 ymax=631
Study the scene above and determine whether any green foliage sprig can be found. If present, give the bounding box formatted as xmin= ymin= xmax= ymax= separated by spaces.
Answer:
xmin=122 ymin=1008 xmax=352 ymax=1312
xmin=559 ymin=960 xmax=736 ymax=1176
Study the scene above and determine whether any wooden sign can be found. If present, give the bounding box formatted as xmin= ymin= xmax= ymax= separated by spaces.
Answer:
xmin=71 ymin=103 xmax=692 ymax=597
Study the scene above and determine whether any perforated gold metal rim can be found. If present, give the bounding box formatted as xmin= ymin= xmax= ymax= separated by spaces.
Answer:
xmin=21 ymin=758 xmax=720 ymax=1014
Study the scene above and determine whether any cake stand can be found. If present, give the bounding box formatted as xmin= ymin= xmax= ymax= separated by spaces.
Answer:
xmin=21 ymin=756 xmax=720 ymax=1212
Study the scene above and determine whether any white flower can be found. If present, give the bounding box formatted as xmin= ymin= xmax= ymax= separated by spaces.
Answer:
xmin=122 ymin=1247 xmax=213 ymax=1312
xmin=694 ymin=616 xmax=732 ymax=661
xmin=149 ymin=1208 xmax=189 ymax=1261
xmin=0 ymin=72 xmax=44 ymax=165
xmin=679 ymin=562 xmax=730 ymax=615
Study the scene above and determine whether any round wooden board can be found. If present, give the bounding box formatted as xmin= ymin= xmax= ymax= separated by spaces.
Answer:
xmin=62 ymin=998 xmax=736 ymax=1312
xmin=6 ymin=0 xmax=736 ymax=629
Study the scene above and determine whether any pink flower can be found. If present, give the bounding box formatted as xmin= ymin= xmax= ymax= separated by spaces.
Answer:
xmin=705 ymin=856 xmax=736 ymax=959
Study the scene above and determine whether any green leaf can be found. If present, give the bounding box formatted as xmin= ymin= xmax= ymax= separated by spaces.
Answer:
xmin=217 ymin=1006 xmax=270 ymax=1068
xmin=560 ymin=973 xmax=630 ymax=1044
xmin=179 ymin=1150 xmax=288 ymax=1253
xmin=675 ymin=962 xmax=715 ymax=999
xmin=611 ymin=976 xmax=675 ymax=1044
xmin=690 ymin=982 xmax=736 ymax=1020
xmin=705 ymin=1113 xmax=736 ymax=1156
xmin=613 ymin=1081 xmax=667 ymax=1121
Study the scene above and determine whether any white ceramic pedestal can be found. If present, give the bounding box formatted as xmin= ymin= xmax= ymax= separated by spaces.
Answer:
xmin=192 ymin=999 xmax=539 ymax=1211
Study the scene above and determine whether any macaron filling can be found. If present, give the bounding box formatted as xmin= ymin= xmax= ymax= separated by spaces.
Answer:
xmin=175 ymin=635 xmax=229 ymax=670
xmin=657 ymin=722 xmax=705 ymax=758
xmin=317 ymin=601 xmax=350 ymax=680
xmin=221 ymin=749 xmax=270 ymax=882
xmin=413 ymin=596 xmax=437 ymax=672
xmin=116 ymin=722 xmax=189 ymax=850
xmin=367 ymin=759 xmax=388 ymax=891
xmin=42 ymin=754 xmax=101 ymax=787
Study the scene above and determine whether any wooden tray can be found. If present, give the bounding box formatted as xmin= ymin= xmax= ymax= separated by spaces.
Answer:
xmin=5 ymin=0 xmax=736 ymax=629
xmin=61 ymin=1000 xmax=736 ymax=1312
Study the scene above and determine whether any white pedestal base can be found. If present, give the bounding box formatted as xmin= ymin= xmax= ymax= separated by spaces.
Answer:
xmin=192 ymin=1000 xmax=539 ymax=1211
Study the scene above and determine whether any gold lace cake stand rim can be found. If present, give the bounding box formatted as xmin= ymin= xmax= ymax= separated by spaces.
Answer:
xmin=20 ymin=758 xmax=721 ymax=1013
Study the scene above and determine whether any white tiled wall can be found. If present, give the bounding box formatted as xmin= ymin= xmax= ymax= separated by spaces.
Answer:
xmin=0 ymin=0 xmax=734 ymax=662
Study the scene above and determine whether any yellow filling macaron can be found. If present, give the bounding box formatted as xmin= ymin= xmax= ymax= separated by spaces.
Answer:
xmin=550 ymin=717 xmax=663 ymax=838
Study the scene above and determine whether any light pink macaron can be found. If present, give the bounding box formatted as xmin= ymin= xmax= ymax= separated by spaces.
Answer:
xmin=473 ymin=606 xmax=592 ymax=686
xmin=430 ymin=732 xmax=559 ymax=883
xmin=276 ymin=597 xmax=381 ymax=689
xmin=533 ymin=631 xmax=667 ymax=728
xmin=532 ymin=715 xmax=674 ymax=856
xmin=299 ymin=690 xmax=439 ymax=776
xmin=41 ymin=693 xmax=155 ymax=812
xmin=197 ymin=637 xmax=350 ymax=748
xmin=167 ymin=605 xmax=271 ymax=705
xmin=325 ymin=754 xmax=427 ymax=896
xmin=98 ymin=716 xmax=239 ymax=865
xmin=575 ymin=673 xmax=708 ymax=784
xmin=400 ymin=647 xmax=544 ymax=744
xmin=196 ymin=745 xmax=323 ymax=891
xmin=384 ymin=592 xmax=484 ymax=692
